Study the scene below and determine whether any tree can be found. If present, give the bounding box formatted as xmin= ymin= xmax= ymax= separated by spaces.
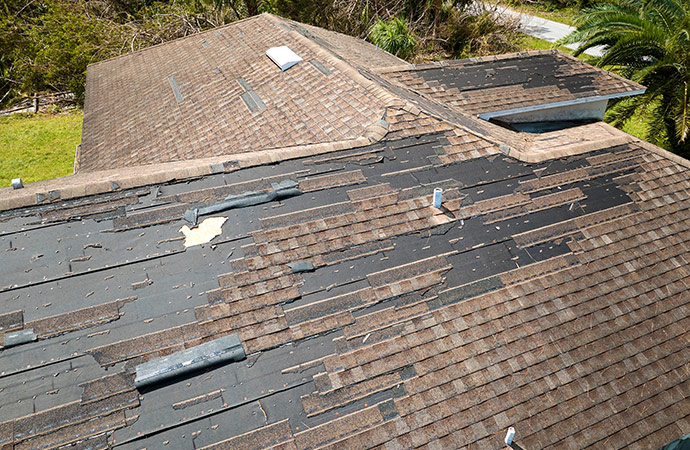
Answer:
xmin=562 ymin=0 xmax=690 ymax=156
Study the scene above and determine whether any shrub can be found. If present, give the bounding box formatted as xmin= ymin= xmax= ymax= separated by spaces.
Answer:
xmin=368 ymin=17 xmax=417 ymax=60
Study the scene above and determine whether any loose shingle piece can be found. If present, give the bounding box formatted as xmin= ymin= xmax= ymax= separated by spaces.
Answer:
xmin=0 ymin=12 xmax=688 ymax=450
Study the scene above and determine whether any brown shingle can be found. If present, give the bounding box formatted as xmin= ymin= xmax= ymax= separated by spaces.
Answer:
xmin=3 ymin=16 xmax=690 ymax=450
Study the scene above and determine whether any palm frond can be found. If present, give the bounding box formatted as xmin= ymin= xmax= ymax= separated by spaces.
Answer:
xmin=566 ymin=0 xmax=690 ymax=154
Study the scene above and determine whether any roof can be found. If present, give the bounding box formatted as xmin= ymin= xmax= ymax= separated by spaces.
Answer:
xmin=79 ymin=14 xmax=398 ymax=172
xmin=378 ymin=51 xmax=644 ymax=117
xmin=2 ymin=13 xmax=690 ymax=450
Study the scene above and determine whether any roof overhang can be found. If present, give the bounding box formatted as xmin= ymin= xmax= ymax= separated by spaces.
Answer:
xmin=477 ymin=89 xmax=646 ymax=121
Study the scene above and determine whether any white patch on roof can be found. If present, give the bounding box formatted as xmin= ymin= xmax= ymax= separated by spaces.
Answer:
xmin=179 ymin=216 xmax=227 ymax=248
xmin=266 ymin=46 xmax=303 ymax=71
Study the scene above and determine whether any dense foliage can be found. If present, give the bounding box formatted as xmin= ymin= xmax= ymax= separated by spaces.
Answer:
xmin=1 ymin=0 xmax=247 ymax=106
xmin=563 ymin=0 xmax=690 ymax=156
xmin=0 ymin=0 xmax=522 ymax=107
xmin=369 ymin=17 xmax=417 ymax=59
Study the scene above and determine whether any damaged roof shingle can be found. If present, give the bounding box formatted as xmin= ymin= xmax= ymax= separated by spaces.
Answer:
xmin=0 ymin=12 xmax=689 ymax=450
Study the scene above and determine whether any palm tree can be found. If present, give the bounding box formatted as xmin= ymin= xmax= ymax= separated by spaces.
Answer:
xmin=562 ymin=0 xmax=690 ymax=156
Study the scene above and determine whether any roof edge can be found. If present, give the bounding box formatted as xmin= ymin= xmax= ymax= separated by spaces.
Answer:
xmin=476 ymin=89 xmax=647 ymax=121
xmin=498 ymin=121 xmax=690 ymax=166
xmin=0 ymin=118 xmax=390 ymax=213
xmin=616 ymin=126 xmax=690 ymax=170
xmin=86 ymin=13 xmax=270 ymax=69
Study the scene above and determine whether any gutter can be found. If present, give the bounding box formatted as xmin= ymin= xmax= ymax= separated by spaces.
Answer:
xmin=477 ymin=89 xmax=646 ymax=121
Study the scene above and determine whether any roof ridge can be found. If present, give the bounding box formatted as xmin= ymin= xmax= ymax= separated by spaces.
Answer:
xmin=374 ymin=49 xmax=561 ymax=74
xmin=87 ymin=13 xmax=271 ymax=68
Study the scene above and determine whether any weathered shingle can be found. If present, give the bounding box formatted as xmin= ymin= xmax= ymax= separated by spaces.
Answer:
xmin=0 ymin=12 xmax=688 ymax=450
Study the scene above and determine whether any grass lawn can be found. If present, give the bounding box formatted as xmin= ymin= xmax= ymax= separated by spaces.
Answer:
xmin=518 ymin=33 xmax=574 ymax=54
xmin=503 ymin=2 xmax=579 ymax=25
xmin=0 ymin=109 xmax=82 ymax=187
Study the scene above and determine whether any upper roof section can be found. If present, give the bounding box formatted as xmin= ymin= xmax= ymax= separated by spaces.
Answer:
xmin=378 ymin=50 xmax=645 ymax=118
xmin=79 ymin=13 xmax=396 ymax=172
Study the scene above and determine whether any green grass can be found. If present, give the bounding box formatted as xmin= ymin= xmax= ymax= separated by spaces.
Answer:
xmin=518 ymin=33 xmax=574 ymax=54
xmin=0 ymin=109 xmax=82 ymax=187
xmin=504 ymin=2 xmax=578 ymax=25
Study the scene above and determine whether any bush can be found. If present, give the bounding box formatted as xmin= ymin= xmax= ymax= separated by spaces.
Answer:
xmin=368 ymin=17 xmax=417 ymax=60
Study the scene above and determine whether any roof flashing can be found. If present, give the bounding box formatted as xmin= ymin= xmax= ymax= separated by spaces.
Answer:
xmin=477 ymin=89 xmax=646 ymax=122
xmin=134 ymin=334 xmax=245 ymax=388
xmin=266 ymin=46 xmax=303 ymax=71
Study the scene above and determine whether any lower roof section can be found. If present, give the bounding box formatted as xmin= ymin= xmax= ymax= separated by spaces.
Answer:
xmin=378 ymin=50 xmax=645 ymax=118
xmin=1 ymin=123 xmax=690 ymax=449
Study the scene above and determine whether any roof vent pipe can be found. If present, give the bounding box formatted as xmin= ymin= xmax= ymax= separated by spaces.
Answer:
xmin=433 ymin=188 xmax=443 ymax=209
xmin=11 ymin=178 xmax=23 ymax=189
xmin=505 ymin=427 xmax=516 ymax=446
xmin=266 ymin=46 xmax=303 ymax=71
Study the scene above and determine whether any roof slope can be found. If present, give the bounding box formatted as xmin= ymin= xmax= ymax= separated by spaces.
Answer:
xmin=2 ymin=106 xmax=690 ymax=449
xmin=379 ymin=50 xmax=644 ymax=116
xmin=1 ymin=13 xmax=690 ymax=450
xmin=79 ymin=14 xmax=392 ymax=172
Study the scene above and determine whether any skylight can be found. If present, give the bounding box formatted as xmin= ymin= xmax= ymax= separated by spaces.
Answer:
xmin=266 ymin=46 xmax=303 ymax=71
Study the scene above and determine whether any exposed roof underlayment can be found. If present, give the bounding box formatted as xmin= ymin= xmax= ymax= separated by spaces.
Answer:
xmin=0 ymin=12 xmax=688 ymax=450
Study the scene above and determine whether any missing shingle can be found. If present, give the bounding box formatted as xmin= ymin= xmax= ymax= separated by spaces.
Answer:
xmin=168 ymin=75 xmax=184 ymax=103
xmin=3 ymin=329 xmax=37 ymax=348
xmin=377 ymin=399 xmax=400 ymax=421
xmin=209 ymin=162 xmax=225 ymax=174
xmin=287 ymin=261 xmax=315 ymax=273
xmin=309 ymin=59 xmax=331 ymax=76
xmin=399 ymin=365 xmax=417 ymax=380
xmin=184 ymin=180 xmax=299 ymax=225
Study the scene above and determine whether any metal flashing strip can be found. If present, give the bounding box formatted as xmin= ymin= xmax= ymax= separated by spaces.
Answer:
xmin=477 ymin=89 xmax=646 ymax=121
xmin=237 ymin=77 xmax=252 ymax=91
xmin=237 ymin=78 xmax=266 ymax=112
xmin=309 ymin=59 xmax=331 ymax=76
xmin=2 ymin=329 xmax=37 ymax=348
xmin=240 ymin=90 xmax=266 ymax=113
xmin=134 ymin=334 xmax=245 ymax=388
xmin=184 ymin=179 xmax=301 ymax=225
xmin=167 ymin=75 xmax=184 ymax=103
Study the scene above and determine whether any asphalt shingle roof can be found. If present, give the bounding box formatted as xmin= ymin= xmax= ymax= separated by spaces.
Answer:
xmin=0 ymin=13 xmax=688 ymax=450
xmin=79 ymin=14 xmax=391 ymax=172
xmin=379 ymin=51 xmax=644 ymax=116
